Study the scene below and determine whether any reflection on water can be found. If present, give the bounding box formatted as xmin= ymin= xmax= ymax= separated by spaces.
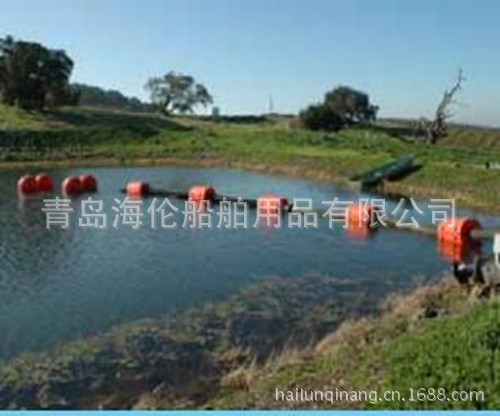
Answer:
xmin=0 ymin=166 xmax=498 ymax=360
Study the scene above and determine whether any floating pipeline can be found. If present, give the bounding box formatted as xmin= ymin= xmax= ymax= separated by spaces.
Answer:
xmin=258 ymin=194 xmax=290 ymax=215
xmin=16 ymin=174 xmax=498 ymax=266
xmin=13 ymin=174 xmax=494 ymax=242
xmin=120 ymin=182 xmax=500 ymax=242
xmin=189 ymin=185 xmax=216 ymax=203
xmin=122 ymin=183 xmax=284 ymax=210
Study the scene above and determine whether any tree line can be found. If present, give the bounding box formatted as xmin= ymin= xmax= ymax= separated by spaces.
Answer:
xmin=75 ymin=83 xmax=154 ymax=112
xmin=0 ymin=36 xmax=78 ymax=110
xmin=0 ymin=35 xmax=376 ymax=127
xmin=1 ymin=34 xmax=465 ymax=143
xmin=0 ymin=36 xmax=213 ymax=114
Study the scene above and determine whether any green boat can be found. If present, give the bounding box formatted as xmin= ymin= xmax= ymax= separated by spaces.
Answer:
xmin=350 ymin=156 xmax=419 ymax=187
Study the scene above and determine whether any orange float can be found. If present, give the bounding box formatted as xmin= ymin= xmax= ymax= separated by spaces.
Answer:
xmin=347 ymin=204 xmax=377 ymax=229
xmin=438 ymin=239 xmax=482 ymax=264
xmin=437 ymin=218 xmax=481 ymax=245
xmin=17 ymin=175 xmax=38 ymax=195
xmin=189 ymin=185 xmax=216 ymax=203
xmin=35 ymin=173 xmax=54 ymax=193
xmin=62 ymin=176 xmax=82 ymax=196
xmin=258 ymin=194 xmax=289 ymax=215
xmin=79 ymin=175 xmax=97 ymax=192
xmin=126 ymin=181 xmax=150 ymax=198
xmin=346 ymin=223 xmax=377 ymax=240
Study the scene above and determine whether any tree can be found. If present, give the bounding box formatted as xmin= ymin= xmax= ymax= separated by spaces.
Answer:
xmin=0 ymin=36 xmax=75 ymax=110
xmin=211 ymin=106 xmax=221 ymax=121
xmin=299 ymin=103 xmax=345 ymax=132
xmin=423 ymin=69 xmax=465 ymax=144
xmin=324 ymin=86 xmax=378 ymax=124
xmin=299 ymin=85 xmax=377 ymax=132
xmin=74 ymin=83 xmax=152 ymax=111
xmin=144 ymin=71 xmax=213 ymax=115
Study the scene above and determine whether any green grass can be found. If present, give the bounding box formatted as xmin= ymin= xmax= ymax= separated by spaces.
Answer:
xmin=2 ymin=105 xmax=500 ymax=211
xmin=366 ymin=302 xmax=500 ymax=409
xmin=208 ymin=282 xmax=500 ymax=410
xmin=0 ymin=104 xmax=51 ymax=130
xmin=442 ymin=125 xmax=500 ymax=152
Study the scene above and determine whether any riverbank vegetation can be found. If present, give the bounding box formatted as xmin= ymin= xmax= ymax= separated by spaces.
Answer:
xmin=210 ymin=281 xmax=500 ymax=410
xmin=0 ymin=274 xmax=497 ymax=409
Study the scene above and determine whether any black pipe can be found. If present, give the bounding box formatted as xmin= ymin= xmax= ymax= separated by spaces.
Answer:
xmin=119 ymin=187 xmax=497 ymax=240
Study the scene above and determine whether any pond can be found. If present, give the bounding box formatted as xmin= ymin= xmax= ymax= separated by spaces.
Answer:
xmin=0 ymin=166 xmax=497 ymax=360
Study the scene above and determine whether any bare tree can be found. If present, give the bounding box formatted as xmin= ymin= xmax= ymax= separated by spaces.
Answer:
xmin=423 ymin=69 xmax=465 ymax=144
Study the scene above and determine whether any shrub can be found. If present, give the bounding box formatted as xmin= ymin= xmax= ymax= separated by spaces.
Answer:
xmin=299 ymin=104 xmax=345 ymax=132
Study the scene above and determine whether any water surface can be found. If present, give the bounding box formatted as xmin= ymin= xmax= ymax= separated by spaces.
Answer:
xmin=0 ymin=166 xmax=497 ymax=360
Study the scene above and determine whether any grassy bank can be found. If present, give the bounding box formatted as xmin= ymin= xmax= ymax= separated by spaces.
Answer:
xmin=209 ymin=281 xmax=500 ymax=410
xmin=2 ymin=106 xmax=500 ymax=212
xmin=0 ymin=273 xmax=497 ymax=409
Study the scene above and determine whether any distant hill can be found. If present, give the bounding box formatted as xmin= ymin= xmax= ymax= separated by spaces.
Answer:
xmin=73 ymin=83 xmax=154 ymax=113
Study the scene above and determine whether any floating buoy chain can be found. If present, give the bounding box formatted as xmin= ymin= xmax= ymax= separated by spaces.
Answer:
xmin=18 ymin=174 xmax=98 ymax=197
xmin=122 ymin=181 xmax=496 ymax=244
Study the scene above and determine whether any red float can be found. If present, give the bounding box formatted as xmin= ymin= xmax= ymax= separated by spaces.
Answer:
xmin=62 ymin=176 xmax=82 ymax=196
xmin=437 ymin=218 xmax=481 ymax=245
xmin=79 ymin=175 xmax=97 ymax=192
xmin=35 ymin=173 xmax=54 ymax=193
xmin=438 ymin=239 xmax=482 ymax=263
xmin=346 ymin=223 xmax=377 ymax=240
xmin=347 ymin=204 xmax=377 ymax=229
xmin=17 ymin=175 xmax=38 ymax=195
xmin=189 ymin=185 xmax=216 ymax=203
xmin=126 ymin=181 xmax=150 ymax=198
xmin=258 ymin=194 xmax=289 ymax=215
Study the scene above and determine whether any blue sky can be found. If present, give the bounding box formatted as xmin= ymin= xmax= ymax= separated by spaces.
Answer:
xmin=1 ymin=0 xmax=500 ymax=125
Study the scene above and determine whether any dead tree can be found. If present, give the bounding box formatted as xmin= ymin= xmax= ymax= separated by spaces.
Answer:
xmin=424 ymin=69 xmax=465 ymax=144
